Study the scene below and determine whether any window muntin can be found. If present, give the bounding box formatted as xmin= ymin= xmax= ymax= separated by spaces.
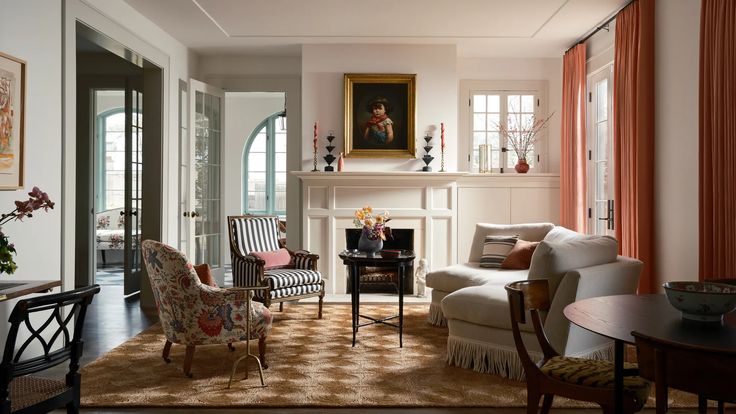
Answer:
xmin=470 ymin=90 xmax=541 ymax=172
xmin=243 ymin=112 xmax=287 ymax=216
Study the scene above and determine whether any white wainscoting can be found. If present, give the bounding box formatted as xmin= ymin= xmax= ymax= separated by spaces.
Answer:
xmin=294 ymin=172 xmax=559 ymax=294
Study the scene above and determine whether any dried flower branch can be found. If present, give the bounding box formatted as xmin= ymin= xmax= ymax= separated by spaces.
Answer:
xmin=497 ymin=112 xmax=554 ymax=161
xmin=353 ymin=206 xmax=391 ymax=241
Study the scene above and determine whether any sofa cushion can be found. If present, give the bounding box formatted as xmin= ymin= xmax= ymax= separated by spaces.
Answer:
xmin=441 ymin=285 xmax=534 ymax=332
xmin=426 ymin=263 xmax=528 ymax=292
xmin=468 ymin=223 xmax=554 ymax=262
xmin=543 ymin=226 xmax=585 ymax=242
xmin=194 ymin=263 xmax=218 ymax=288
xmin=528 ymin=236 xmax=619 ymax=298
xmin=501 ymin=239 xmax=539 ymax=270
xmin=480 ymin=235 xmax=518 ymax=268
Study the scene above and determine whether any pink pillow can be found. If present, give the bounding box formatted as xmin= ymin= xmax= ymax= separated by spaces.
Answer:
xmin=251 ymin=248 xmax=292 ymax=269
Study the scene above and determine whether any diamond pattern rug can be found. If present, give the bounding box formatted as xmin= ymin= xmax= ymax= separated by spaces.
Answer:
xmin=80 ymin=304 xmax=698 ymax=408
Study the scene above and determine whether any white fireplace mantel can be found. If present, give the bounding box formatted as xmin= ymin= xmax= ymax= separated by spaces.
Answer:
xmin=294 ymin=171 xmax=559 ymax=294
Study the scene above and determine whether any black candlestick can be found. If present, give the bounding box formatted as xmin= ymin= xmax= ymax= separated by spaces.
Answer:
xmin=324 ymin=133 xmax=336 ymax=171
xmin=422 ymin=135 xmax=434 ymax=172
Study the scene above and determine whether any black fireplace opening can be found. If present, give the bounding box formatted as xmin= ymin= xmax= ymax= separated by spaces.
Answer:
xmin=345 ymin=228 xmax=414 ymax=294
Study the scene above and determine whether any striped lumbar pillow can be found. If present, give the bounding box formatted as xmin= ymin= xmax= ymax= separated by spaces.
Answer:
xmin=480 ymin=235 xmax=519 ymax=268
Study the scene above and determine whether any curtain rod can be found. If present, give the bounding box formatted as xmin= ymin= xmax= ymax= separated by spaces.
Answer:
xmin=565 ymin=0 xmax=635 ymax=53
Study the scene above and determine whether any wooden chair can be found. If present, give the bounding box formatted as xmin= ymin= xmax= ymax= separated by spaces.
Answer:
xmin=505 ymin=280 xmax=651 ymax=414
xmin=633 ymin=330 xmax=736 ymax=414
xmin=345 ymin=228 xmax=414 ymax=294
xmin=1 ymin=284 xmax=100 ymax=414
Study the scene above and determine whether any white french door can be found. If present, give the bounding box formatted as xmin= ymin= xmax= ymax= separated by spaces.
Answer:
xmin=182 ymin=79 xmax=225 ymax=282
xmin=587 ymin=65 xmax=615 ymax=236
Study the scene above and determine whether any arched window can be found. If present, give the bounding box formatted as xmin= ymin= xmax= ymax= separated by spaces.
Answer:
xmin=96 ymin=108 xmax=126 ymax=211
xmin=242 ymin=111 xmax=286 ymax=215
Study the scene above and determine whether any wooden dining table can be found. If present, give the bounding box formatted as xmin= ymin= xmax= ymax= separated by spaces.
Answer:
xmin=564 ymin=294 xmax=736 ymax=414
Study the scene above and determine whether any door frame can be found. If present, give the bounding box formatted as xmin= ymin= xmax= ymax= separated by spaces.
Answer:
xmin=64 ymin=1 xmax=167 ymax=308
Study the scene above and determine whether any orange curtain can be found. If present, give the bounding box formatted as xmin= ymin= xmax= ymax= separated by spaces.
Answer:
xmin=560 ymin=44 xmax=588 ymax=233
xmin=700 ymin=0 xmax=736 ymax=281
xmin=613 ymin=0 xmax=656 ymax=293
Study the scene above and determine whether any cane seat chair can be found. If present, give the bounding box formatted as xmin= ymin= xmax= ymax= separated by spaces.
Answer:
xmin=1 ymin=284 xmax=100 ymax=414
xmin=633 ymin=330 xmax=735 ymax=414
xmin=505 ymin=280 xmax=651 ymax=414
xmin=227 ymin=215 xmax=325 ymax=318
xmin=141 ymin=240 xmax=273 ymax=378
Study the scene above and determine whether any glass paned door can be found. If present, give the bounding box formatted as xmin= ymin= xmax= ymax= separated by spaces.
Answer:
xmin=123 ymin=82 xmax=142 ymax=295
xmin=188 ymin=79 xmax=224 ymax=281
xmin=588 ymin=66 xmax=615 ymax=236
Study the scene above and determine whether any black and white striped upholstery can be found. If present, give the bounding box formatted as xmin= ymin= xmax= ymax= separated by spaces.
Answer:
xmin=228 ymin=215 xmax=325 ymax=311
xmin=230 ymin=216 xmax=281 ymax=255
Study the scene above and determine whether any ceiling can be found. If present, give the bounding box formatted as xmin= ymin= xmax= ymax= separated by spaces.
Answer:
xmin=123 ymin=0 xmax=627 ymax=58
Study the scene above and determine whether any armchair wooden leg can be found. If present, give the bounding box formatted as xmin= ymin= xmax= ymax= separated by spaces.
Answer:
xmin=183 ymin=345 xmax=195 ymax=378
xmin=318 ymin=292 xmax=324 ymax=319
xmin=279 ymin=302 xmax=283 ymax=312
xmin=540 ymin=394 xmax=554 ymax=414
xmin=162 ymin=340 xmax=172 ymax=363
xmin=526 ymin=391 xmax=540 ymax=414
xmin=259 ymin=337 xmax=268 ymax=369
xmin=228 ymin=343 xmax=235 ymax=352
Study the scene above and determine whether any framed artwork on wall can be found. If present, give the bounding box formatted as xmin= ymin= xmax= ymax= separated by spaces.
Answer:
xmin=344 ymin=73 xmax=416 ymax=158
xmin=0 ymin=52 xmax=25 ymax=189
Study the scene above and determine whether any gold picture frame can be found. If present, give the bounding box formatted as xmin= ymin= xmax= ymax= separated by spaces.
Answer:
xmin=344 ymin=73 xmax=416 ymax=158
xmin=0 ymin=51 xmax=25 ymax=189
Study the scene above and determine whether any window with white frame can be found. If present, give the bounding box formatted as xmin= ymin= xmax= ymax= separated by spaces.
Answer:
xmin=469 ymin=89 xmax=544 ymax=173
xmin=242 ymin=112 xmax=287 ymax=215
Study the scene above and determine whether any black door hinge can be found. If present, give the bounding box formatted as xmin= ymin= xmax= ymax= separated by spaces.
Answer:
xmin=588 ymin=208 xmax=592 ymax=219
xmin=589 ymin=92 xmax=593 ymax=102
xmin=588 ymin=150 xmax=592 ymax=160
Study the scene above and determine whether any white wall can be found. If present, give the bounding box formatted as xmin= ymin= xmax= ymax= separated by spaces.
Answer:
xmin=457 ymin=57 xmax=563 ymax=173
xmin=301 ymin=44 xmax=459 ymax=172
xmin=223 ymin=92 xmax=284 ymax=222
xmin=0 ymin=0 xmax=62 ymax=282
xmin=655 ymin=0 xmax=700 ymax=287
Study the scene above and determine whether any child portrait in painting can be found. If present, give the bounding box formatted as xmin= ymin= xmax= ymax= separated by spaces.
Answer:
xmin=363 ymin=97 xmax=394 ymax=144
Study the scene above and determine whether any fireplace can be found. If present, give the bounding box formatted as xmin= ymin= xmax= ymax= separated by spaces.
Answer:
xmin=345 ymin=228 xmax=414 ymax=294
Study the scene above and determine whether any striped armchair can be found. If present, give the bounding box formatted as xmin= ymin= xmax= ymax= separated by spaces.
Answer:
xmin=227 ymin=215 xmax=325 ymax=318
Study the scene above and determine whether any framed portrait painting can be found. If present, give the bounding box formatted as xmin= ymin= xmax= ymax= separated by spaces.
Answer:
xmin=0 ymin=52 xmax=25 ymax=189
xmin=344 ymin=73 xmax=415 ymax=158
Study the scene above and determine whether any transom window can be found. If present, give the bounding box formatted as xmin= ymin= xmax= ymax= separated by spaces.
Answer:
xmin=471 ymin=91 xmax=541 ymax=172
xmin=243 ymin=112 xmax=286 ymax=215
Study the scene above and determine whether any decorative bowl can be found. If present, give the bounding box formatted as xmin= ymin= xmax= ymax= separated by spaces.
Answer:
xmin=380 ymin=249 xmax=401 ymax=258
xmin=663 ymin=281 xmax=736 ymax=322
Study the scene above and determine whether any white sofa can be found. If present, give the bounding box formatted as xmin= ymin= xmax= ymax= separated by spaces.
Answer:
xmin=426 ymin=223 xmax=642 ymax=380
xmin=96 ymin=208 xmax=139 ymax=264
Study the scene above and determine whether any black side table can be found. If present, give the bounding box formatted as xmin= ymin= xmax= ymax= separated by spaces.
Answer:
xmin=338 ymin=250 xmax=416 ymax=347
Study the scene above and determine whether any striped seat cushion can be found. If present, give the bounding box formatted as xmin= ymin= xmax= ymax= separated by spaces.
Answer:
xmin=269 ymin=283 xmax=323 ymax=299
xmin=231 ymin=217 xmax=281 ymax=256
xmin=541 ymin=356 xmax=651 ymax=411
xmin=479 ymin=235 xmax=518 ymax=268
xmin=264 ymin=268 xmax=322 ymax=289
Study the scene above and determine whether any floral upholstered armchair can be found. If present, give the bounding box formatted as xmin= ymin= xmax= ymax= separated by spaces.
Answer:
xmin=227 ymin=215 xmax=325 ymax=318
xmin=141 ymin=240 xmax=273 ymax=377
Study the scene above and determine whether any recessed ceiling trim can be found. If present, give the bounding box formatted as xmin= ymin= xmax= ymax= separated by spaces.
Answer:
xmin=531 ymin=0 xmax=570 ymax=37
xmin=191 ymin=0 xmax=231 ymax=36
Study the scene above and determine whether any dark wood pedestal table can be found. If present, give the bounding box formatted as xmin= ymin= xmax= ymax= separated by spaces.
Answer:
xmin=564 ymin=294 xmax=736 ymax=414
xmin=339 ymin=249 xmax=415 ymax=347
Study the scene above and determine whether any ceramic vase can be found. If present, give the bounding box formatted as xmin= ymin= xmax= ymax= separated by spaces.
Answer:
xmin=358 ymin=232 xmax=383 ymax=254
xmin=515 ymin=158 xmax=530 ymax=174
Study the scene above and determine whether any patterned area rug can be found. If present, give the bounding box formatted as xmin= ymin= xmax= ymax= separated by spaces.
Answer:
xmin=80 ymin=304 xmax=698 ymax=408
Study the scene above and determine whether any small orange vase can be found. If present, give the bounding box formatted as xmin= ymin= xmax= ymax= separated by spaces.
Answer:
xmin=515 ymin=158 xmax=530 ymax=173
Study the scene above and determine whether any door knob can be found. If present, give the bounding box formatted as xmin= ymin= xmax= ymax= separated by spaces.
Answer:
xmin=191 ymin=211 xmax=200 ymax=218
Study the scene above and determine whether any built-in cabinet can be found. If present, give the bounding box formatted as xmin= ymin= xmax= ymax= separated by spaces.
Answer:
xmin=294 ymin=172 xmax=559 ymax=294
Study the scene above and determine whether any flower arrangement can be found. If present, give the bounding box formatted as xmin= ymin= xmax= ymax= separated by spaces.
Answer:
xmin=353 ymin=206 xmax=390 ymax=241
xmin=0 ymin=187 xmax=55 ymax=274
xmin=497 ymin=112 xmax=554 ymax=162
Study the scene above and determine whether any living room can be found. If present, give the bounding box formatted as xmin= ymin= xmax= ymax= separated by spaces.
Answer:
xmin=1 ymin=0 xmax=733 ymax=412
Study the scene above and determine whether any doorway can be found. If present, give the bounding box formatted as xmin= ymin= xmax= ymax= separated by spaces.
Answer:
xmin=74 ymin=23 xmax=163 ymax=295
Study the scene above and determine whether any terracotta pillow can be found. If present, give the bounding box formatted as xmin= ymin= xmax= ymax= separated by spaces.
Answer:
xmin=194 ymin=263 xmax=218 ymax=287
xmin=251 ymin=248 xmax=292 ymax=269
xmin=501 ymin=240 xmax=539 ymax=270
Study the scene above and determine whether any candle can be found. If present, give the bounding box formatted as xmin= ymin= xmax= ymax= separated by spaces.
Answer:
xmin=313 ymin=122 xmax=318 ymax=151
xmin=441 ymin=123 xmax=445 ymax=149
